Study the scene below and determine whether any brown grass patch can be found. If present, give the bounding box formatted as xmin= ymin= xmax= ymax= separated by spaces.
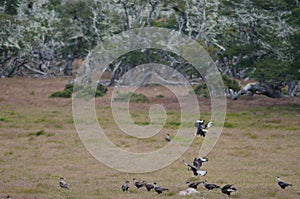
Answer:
xmin=0 ymin=77 xmax=299 ymax=198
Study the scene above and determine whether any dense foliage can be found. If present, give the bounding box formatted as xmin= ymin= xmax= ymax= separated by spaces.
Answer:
xmin=0 ymin=0 xmax=299 ymax=97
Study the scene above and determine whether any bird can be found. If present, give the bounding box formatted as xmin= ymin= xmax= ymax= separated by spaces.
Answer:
xmin=165 ymin=133 xmax=171 ymax=143
xmin=193 ymin=157 xmax=208 ymax=169
xmin=133 ymin=178 xmax=144 ymax=189
xmin=6 ymin=196 xmax=11 ymax=199
xmin=142 ymin=181 xmax=154 ymax=191
xmin=121 ymin=180 xmax=130 ymax=191
xmin=195 ymin=119 xmax=212 ymax=137
xmin=183 ymin=160 xmax=207 ymax=176
xmin=221 ymin=184 xmax=237 ymax=197
xmin=186 ymin=181 xmax=203 ymax=189
xmin=153 ymin=182 xmax=169 ymax=194
xmin=59 ymin=177 xmax=69 ymax=189
xmin=203 ymin=180 xmax=220 ymax=190
xmin=276 ymin=176 xmax=292 ymax=189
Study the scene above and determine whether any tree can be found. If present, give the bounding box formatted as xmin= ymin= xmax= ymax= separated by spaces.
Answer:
xmin=216 ymin=0 xmax=299 ymax=98
xmin=0 ymin=0 xmax=298 ymax=99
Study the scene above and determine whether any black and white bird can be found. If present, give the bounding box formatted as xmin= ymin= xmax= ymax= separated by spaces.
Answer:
xmin=221 ymin=184 xmax=237 ymax=197
xmin=193 ymin=157 xmax=208 ymax=169
xmin=142 ymin=181 xmax=154 ymax=191
xmin=195 ymin=119 xmax=212 ymax=137
xmin=133 ymin=178 xmax=144 ymax=189
xmin=165 ymin=133 xmax=171 ymax=143
xmin=203 ymin=180 xmax=220 ymax=190
xmin=121 ymin=180 xmax=130 ymax=191
xmin=59 ymin=177 xmax=69 ymax=189
xmin=186 ymin=181 xmax=203 ymax=189
xmin=153 ymin=182 xmax=169 ymax=194
xmin=183 ymin=160 xmax=207 ymax=176
xmin=6 ymin=196 xmax=11 ymax=199
xmin=277 ymin=176 xmax=292 ymax=189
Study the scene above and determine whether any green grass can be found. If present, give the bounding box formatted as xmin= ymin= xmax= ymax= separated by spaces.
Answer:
xmin=134 ymin=121 xmax=150 ymax=126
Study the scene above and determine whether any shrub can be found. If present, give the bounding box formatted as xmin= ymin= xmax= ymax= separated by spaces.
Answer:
xmin=50 ymin=84 xmax=74 ymax=98
xmin=155 ymin=94 xmax=164 ymax=98
xmin=50 ymin=83 xmax=107 ymax=98
xmin=222 ymin=75 xmax=241 ymax=91
xmin=193 ymin=83 xmax=209 ymax=97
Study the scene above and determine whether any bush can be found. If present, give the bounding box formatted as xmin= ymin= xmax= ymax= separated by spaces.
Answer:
xmin=155 ymin=94 xmax=164 ymax=98
xmin=193 ymin=83 xmax=209 ymax=97
xmin=50 ymin=83 xmax=107 ymax=98
xmin=50 ymin=84 xmax=74 ymax=98
xmin=114 ymin=92 xmax=149 ymax=103
xmin=222 ymin=75 xmax=241 ymax=91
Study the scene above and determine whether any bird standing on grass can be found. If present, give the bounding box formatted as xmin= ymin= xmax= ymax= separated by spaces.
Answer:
xmin=221 ymin=184 xmax=237 ymax=197
xmin=277 ymin=176 xmax=292 ymax=189
xmin=186 ymin=181 xmax=203 ymax=189
xmin=142 ymin=181 xmax=155 ymax=191
xmin=165 ymin=133 xmax=171 ymax=143
xmin=153 ymin=182 xmax=169 ymax=194
xmin=203 ymin=180 xmax=220 ymax=190
xmin=133 ymin=178 xmax=144 ymax=189
xmin=59 ymin=177 xmax=69 ymax=189
xmin=121 ymin=181 xmax=130 ymax=191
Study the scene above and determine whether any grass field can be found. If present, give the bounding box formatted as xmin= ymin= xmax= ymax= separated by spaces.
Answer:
xmin=0 ymin=77 xmax=299 ymax=199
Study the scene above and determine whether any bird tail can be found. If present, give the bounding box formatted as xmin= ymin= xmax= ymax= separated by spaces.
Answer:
xmin=197 ymin=170 xmax=207 ymax=176
xmin=207 ymin=121 xmax=212 ymax=128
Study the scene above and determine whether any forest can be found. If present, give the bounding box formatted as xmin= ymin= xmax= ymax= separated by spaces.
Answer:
xmin=0 ymin=0 xmax=299 ymax=98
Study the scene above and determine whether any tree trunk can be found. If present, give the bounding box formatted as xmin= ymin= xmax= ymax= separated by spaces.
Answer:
xmin=63 ymin=55 xmax=75 ymax=76
xmin=232 ymin=82 xmax=284 ymax=100
xmin=287 ymin=81 xmax=298 ymax=96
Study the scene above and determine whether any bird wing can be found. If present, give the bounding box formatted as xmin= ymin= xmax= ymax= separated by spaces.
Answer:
xmin=146 ymin=184 xmax=154 ymax=190
xmin=278 ymin=181 xmax=292 ymax=188
xmin=227 ymin=187 xmax=237 ymax=192
xmin=222 ymin=184 xmax=233 ymax=190
xmin=184 ymin=162 xmax=200 ymax=175
xmin=184 ymin=162 xmax=197 ymax=170
xmin=206 ymin=121 xmax=212 ymax=128
xmin=60 ymin=181 xmax=68 ymax=188
xmin=165 ymin=136 xmax=171 ymax=142
xmin=159 ymin=187 xmax=169 ymax=191
xmin=135 ymin=181 xmax=143 ymax=188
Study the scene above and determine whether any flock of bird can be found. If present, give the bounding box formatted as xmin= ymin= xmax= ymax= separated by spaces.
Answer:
xmin=5 ymin=119 xmax=293 ymax=198
xmin=53 ymin=119 xmax=293 ymax=198
xmin=121 ymin=178 xmax=169 ymax=195
xmin=2 ymin=118 xmax=295 ymax=198
xmin=118 ymin=154 xmax=240 ymax=197
xmin=45 ymin=120 xmax=292 ymax=199
xmin=117 ymin=119 xmax=294 ymax=197
xmin=54 ymin=169 xmax=293 ymax=198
